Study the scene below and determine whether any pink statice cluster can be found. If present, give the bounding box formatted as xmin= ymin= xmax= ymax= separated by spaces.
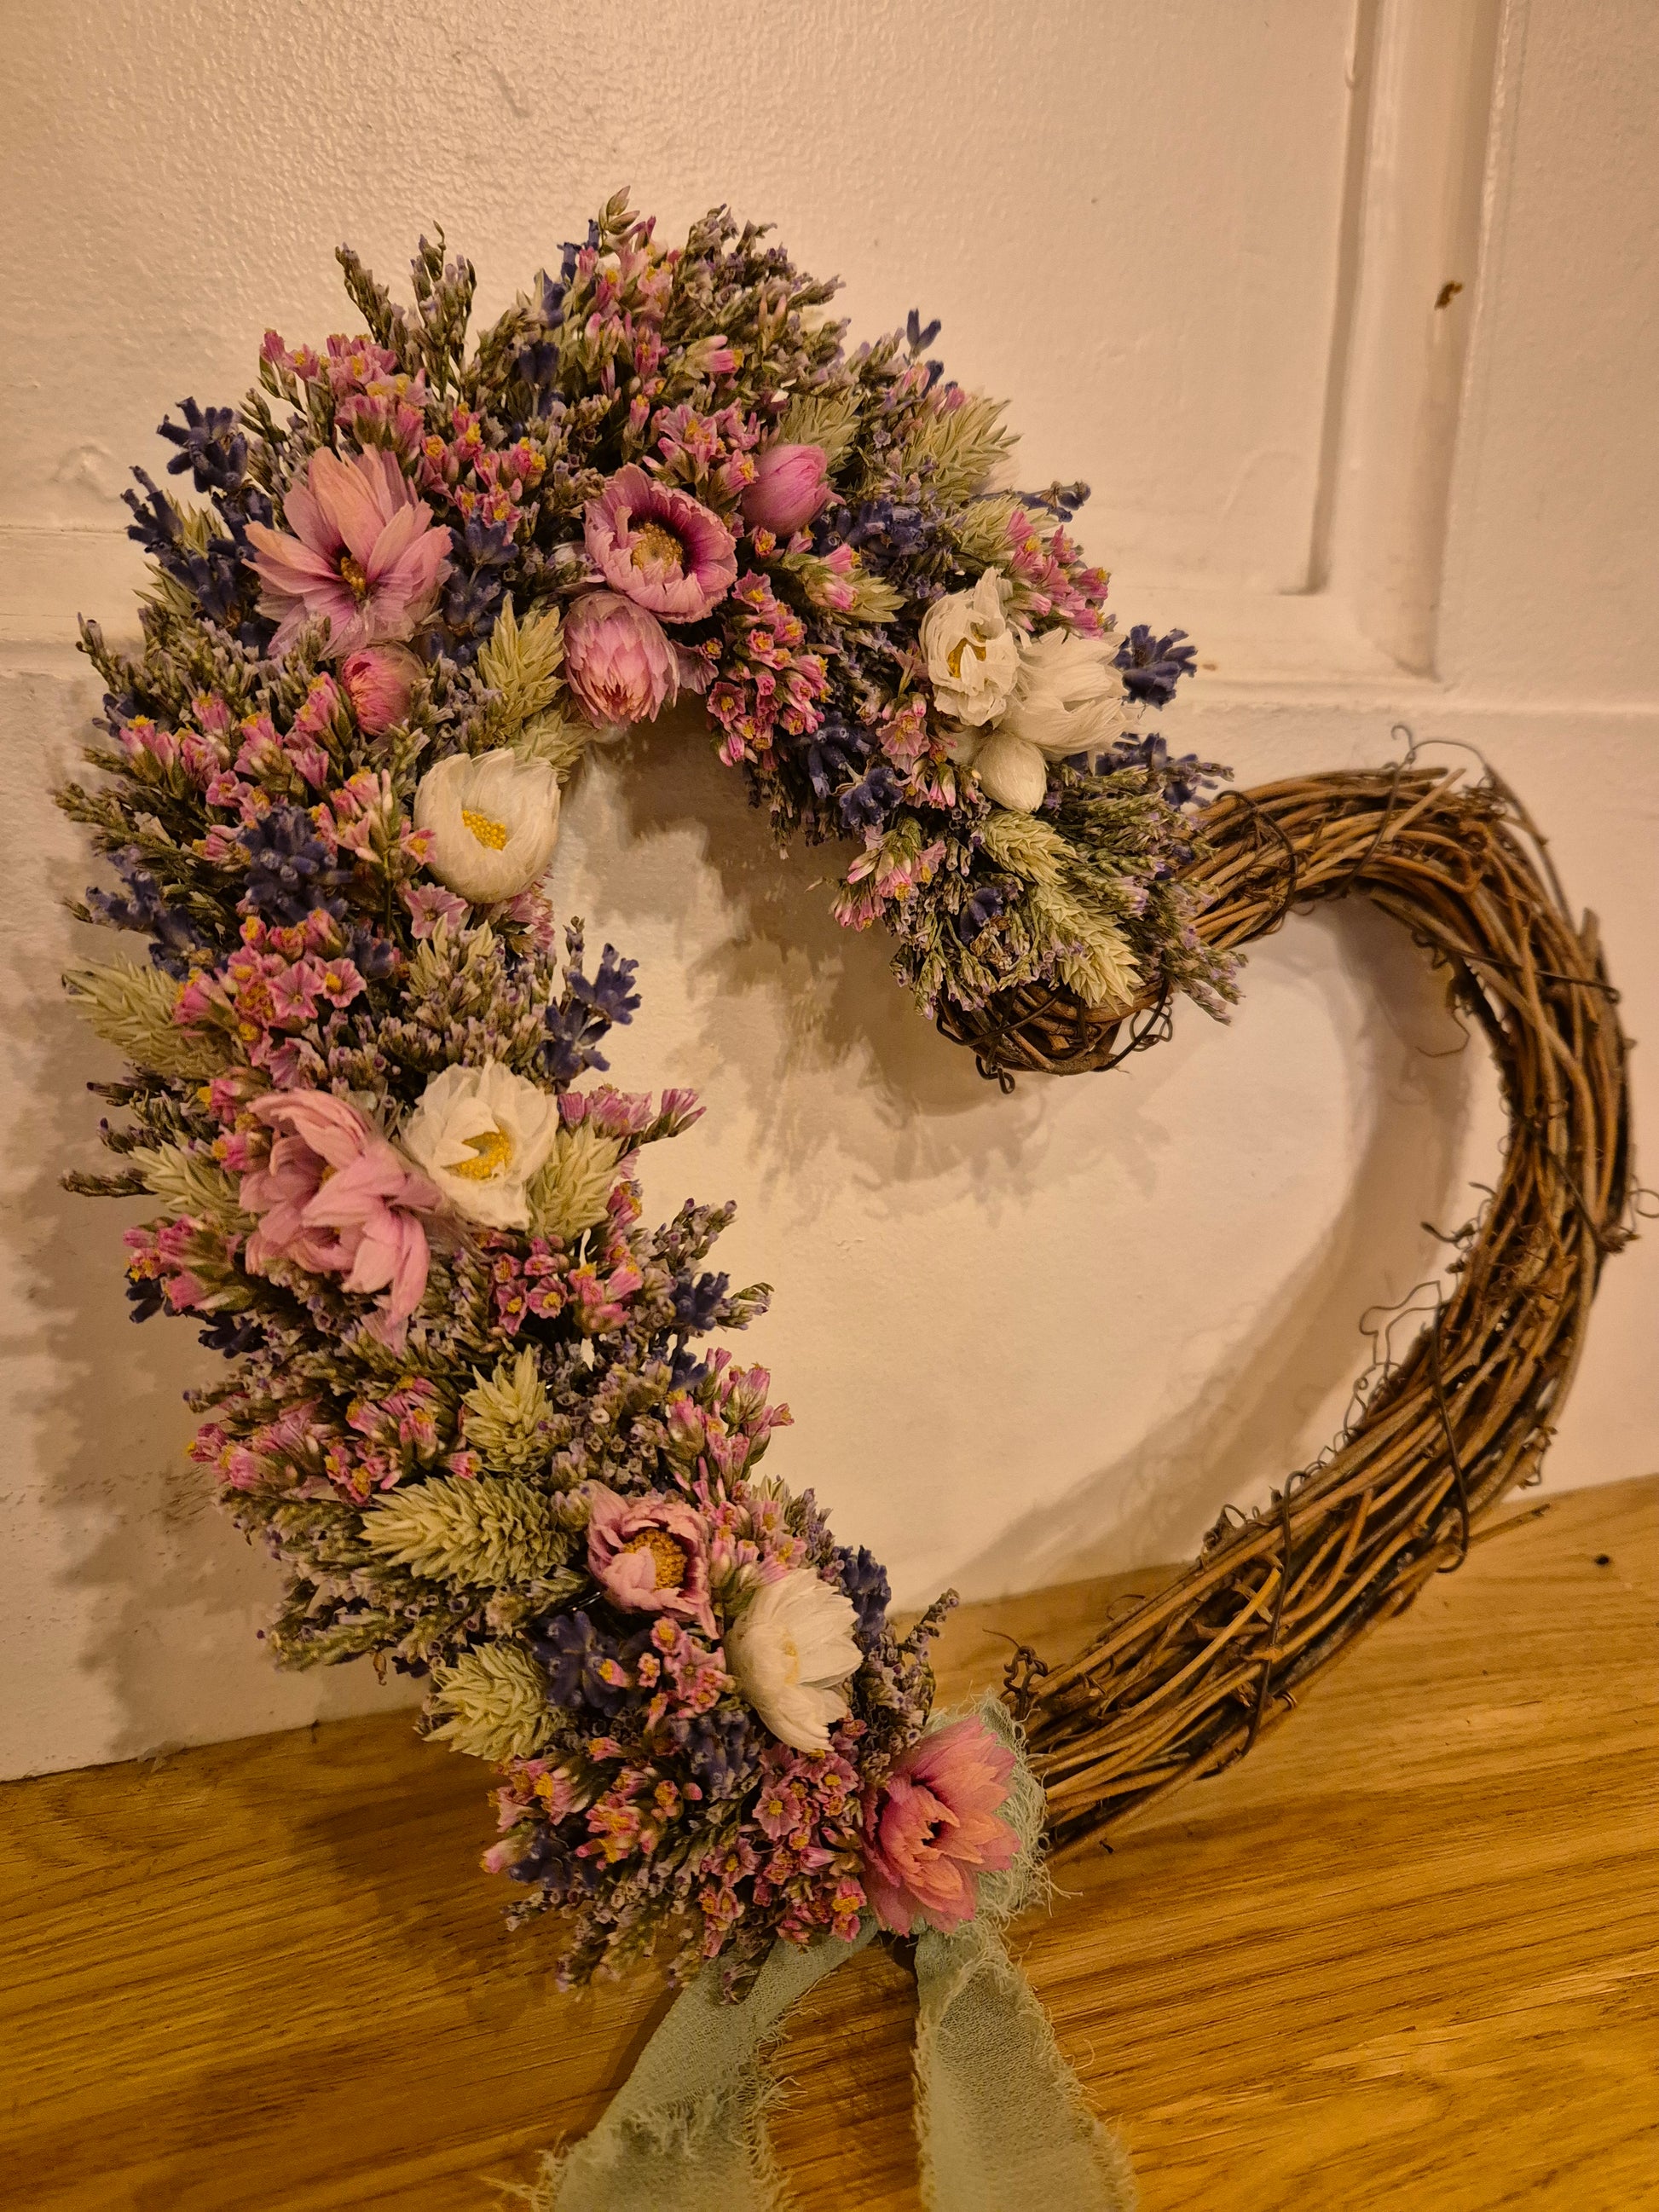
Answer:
xmin=124 ymin=1217 xmax=224 ymax=1319
xmin=416 ymin=403 xmax=546 ymax=534
xmin=705 ymin=570 xmax=832 ymax=768
xmin=261 ymin=332 xmax=431 ymax=459
xmin=737 ymin=1736 xmax=869 ymax=1945
xmin=191 ymin=1375 xmax=451 ymax=1505
xmin=1004 ymin=506 xmax=1113 ymax=634
xmin=176 ymin=921 xmax=368 ymax=1082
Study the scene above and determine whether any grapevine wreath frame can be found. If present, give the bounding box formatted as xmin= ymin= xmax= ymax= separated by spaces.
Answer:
xmin=969 ymin=754 xmax=1635 ymax=1856
xmin=52 ymin=198 xmax=1636 ymax=2196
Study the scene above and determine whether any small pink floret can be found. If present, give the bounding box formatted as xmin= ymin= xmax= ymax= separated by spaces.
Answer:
xmin=341 ymin=643 xmax=424 ymax=734
xmin=860 ymin=1713 xmax=1018 ymax=1937
xmin=246 ymin=447 xmax=453 ymax=659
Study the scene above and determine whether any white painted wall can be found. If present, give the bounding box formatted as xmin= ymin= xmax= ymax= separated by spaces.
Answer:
xmin=3 ymin=0 xmax=1655 ymax=1779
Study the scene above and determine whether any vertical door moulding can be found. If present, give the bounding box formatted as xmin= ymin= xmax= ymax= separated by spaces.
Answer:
xmin=1312 ymin=0 xmax=1509 ymax=674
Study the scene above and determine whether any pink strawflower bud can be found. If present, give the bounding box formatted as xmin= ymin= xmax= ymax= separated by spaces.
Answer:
xmin=341 ymin=644 xmax=424 ymax=734
xmin=860 ymin=1713 xmax=1019 ymax=1936
xmin=740 ymin=443 xmax=832 ymax=537
xmin=564 ymin=589 xmax=680 ymax=732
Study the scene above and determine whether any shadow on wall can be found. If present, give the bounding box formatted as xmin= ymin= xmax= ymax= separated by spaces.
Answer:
xmin=559 ymin=719 xmax=1486 ymax=1596
xmin=946 ymin=895 xmax=1485 ymax=1596
xmin=1 ymin=667 xmax=408 ymax=1776
xmin=598 ymin=706 xmax=1020 ymax=1138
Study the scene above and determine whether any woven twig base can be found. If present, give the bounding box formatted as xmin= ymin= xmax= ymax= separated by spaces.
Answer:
xmin=966 ymin=763 xmax=1633 ymax=1857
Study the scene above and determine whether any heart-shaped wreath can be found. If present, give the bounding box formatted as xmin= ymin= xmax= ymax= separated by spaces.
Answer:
xmin=55 ymin=199 xmax=1632 ymax=2205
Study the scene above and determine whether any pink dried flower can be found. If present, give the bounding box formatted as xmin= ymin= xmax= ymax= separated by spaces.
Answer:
xmin=741 ymin=443 xmax=831 ymax=536
xmin=241 ymin=1090 xmax=442 ymax=1348
xmin=1004 ymin=507 xmax=1111 ymax=634
xmin=584 ymin=465 xmax=737 ymax=623
xmin=586 ymin=1483 xmax=717 ymax=1637
xmin=246 ymin=447 xmax=453 ymax=658
xmin=563 ymin=590 xmax=679 ymax=731
xmin=341 ymin=644 xmax=424 ymax=734
xmin=402 ymin=881 xmax=471 ymax=939
xmin=860 ymin=1714 xmax=1018 ymax=1937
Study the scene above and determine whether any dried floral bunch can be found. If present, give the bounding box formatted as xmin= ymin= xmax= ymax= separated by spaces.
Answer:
xmin=56 ymin=196 xmax=1084 ymax=1993
xmin=96 ymin=190 xmax=1230 ymax=1035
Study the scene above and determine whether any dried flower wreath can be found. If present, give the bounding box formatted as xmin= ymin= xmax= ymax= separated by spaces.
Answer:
xmin=55 ymin=199 xmax=1632 ymax=2208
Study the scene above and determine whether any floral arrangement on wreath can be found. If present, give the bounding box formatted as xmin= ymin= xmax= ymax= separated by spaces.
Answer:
xmin=58 ymin=198 xmax=1226 ymax=2042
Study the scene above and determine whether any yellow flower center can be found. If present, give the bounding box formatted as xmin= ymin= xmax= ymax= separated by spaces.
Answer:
xmin=461 ymin=807 xmax=511 ymax=850
xmin=620 ymin=1528 xmax=689 ymax=1590
xmin=338 ymin=552 xmax=371 ymax=601
xmin=630 ymin=520 xmax=685 ymax=575
xmin=448 ymin=1122 xmax=515 ymax=1181
xmin=946 ymin=629 xmax=991 ymax=680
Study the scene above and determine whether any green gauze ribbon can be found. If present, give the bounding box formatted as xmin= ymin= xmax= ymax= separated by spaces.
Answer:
xmin=527 ymin=1701 xmax=1135 ymax=2212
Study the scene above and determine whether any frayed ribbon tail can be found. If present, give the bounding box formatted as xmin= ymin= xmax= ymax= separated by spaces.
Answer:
xmin=532 ymin=1704 xmax=1135 ymax=2210
xmin=529 ymin=1922 xmax=876 ymax=2210
xmin=913 ymin=1920 xmax=1136 ymax=2209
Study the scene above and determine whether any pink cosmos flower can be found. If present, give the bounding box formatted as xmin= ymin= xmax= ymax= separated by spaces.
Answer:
xmin=563 ymin=590 xmax=679 ymax=730
xmin=860 ymin=1714 xmax=1018 ymax=1937
xmin=584 ymin=465 xmax=737 ymax=623
xmin=241 ymin=1090 xmax=442 ymax=1347
xmin=246 ymin=448 xmax=453 ymax=658
xmin=586 ymin=1483 xmax=717 ymax=1637
xmin=741 ymin=443 xmax=832 ymax=537
xmin=341 ymin=644 xmax=424 ymax=734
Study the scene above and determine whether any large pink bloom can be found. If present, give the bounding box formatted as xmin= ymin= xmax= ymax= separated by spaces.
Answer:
xmin=584 ymin=465 xmax=737 ymax=623
xmin=860 ymin=1714 xmax=1018 ymax=1936
xmin=586 ymin=1482 xmax=717 ymax=1637
xmin=247 ymin=448 xmax=452 ymax=658
xmin=563 ymin=590 xmax=679 ymax=731
xmin=242 ymin=1090 xmax=442 ymax=1346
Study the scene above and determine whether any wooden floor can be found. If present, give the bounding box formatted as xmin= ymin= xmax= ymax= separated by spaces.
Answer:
xmin=3 ymin=1476 xmax=1656 ymax=2211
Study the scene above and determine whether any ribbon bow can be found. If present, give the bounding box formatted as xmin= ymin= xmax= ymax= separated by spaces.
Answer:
xmin=530 ymin=1704 xmax=1135 ymax=2210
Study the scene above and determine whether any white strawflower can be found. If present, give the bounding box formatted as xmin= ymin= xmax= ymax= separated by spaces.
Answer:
xmin=919 ymin=569 xmax=1020 ymax=727
xmin=402 ymin=1060 xmax=560 ymax=1230
xmin=1003 ymin=626 xmax=1129 ymax=754
xmin=725 ymin=1569 xmax=862 ymax=1753
xmin=947 ymin=626 xmax=1128 ymax=812
xmin=946 ymin=726 xmax=1051 ymax=811
xmin=413 ymin=748 xmax=562 ymax=905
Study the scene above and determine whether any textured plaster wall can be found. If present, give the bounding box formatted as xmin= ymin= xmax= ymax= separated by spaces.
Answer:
xmin=3 ymin=0 xmax=1356 ymax=592
xmin=3 ymin=0 xmax=1656 ymax=1778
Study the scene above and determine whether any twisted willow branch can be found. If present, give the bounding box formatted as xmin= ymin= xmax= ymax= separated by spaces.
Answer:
xmin=954 ymin=763 xmax=1633 ymax=1859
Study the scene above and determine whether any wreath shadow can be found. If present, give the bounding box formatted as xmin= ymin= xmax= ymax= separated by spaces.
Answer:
xmin=945 ymin=893 xmax=1485 ymax=1594
xmin=555 ymin=710 xmax=1484 ymax=1600
xmin=565 ymin=708 xmax=1014 ymax=1126
xmin=0 ymin=661 xmax=408 ymax=1777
